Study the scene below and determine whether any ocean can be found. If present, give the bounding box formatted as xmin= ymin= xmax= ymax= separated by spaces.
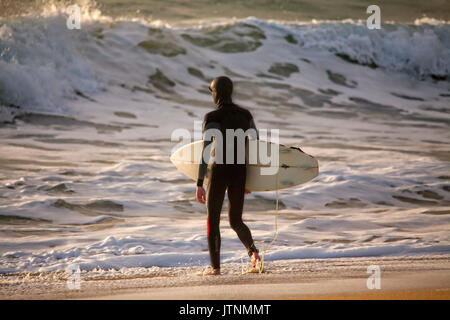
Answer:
xmin=0 ymin=0 xmax=449 ymax=275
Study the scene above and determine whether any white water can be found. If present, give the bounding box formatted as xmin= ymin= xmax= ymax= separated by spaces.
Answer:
xmin=0 ymin=7 xmax=449 ymax=274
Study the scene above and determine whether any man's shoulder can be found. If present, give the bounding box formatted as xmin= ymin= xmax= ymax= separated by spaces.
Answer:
xmin=204 ymin=104 xmax=253 ymax=123
xmin=204 ymin=109 xmax=221 ymax=123
xmin=232 ymin=104 xmax=253 ymax=120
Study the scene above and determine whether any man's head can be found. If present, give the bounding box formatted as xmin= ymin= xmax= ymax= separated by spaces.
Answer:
xmin=209 ymin=76 xmax=233 ymax=106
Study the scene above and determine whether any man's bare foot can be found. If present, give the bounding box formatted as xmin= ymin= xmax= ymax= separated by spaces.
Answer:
xmin=198 ymin=266 xmax=221 ymax=276
xmin=251 ymin=251 xmax=261 ymax=267
xmin=248 ymin=251 xmax=263 ymax=273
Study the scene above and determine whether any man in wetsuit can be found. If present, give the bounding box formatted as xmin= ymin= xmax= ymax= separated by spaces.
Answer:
xmin=196 ymin=76 xmax=261 ymax=276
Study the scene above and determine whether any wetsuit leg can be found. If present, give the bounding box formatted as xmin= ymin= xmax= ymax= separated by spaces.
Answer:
xmin=206 ymin=165 xmax=227 ymax=269
xmin=227 ymin=165 xmax=258 ymax=257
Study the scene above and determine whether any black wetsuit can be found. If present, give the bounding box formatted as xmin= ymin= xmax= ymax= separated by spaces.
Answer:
xmin=197 ymin=77 xmax=258 ymax=269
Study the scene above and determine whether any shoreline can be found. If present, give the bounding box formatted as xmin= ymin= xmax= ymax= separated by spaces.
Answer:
xmin=1 ymin=255 xmax=448 ymax=300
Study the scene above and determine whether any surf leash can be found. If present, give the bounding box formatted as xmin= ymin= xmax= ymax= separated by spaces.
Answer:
xmin=254 ymin=171 xmax=280 ymax=274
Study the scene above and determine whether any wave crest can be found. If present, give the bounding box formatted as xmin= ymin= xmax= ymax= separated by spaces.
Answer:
xmin=1 ymin=14 xmax=449 ymax=122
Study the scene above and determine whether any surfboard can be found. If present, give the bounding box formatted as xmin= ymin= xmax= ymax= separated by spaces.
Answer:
xmin=170 ymin=140 xmax=319 ymax=191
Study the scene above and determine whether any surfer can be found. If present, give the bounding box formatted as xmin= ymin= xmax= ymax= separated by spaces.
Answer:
xmin=196 ymin=76 xmax=261 ymax=275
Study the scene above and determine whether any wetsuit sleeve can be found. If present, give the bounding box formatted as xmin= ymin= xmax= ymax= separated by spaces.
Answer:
xmin=197 ymin=121 xmax=221 ymax=187
xmin=249 ymin=117 xmax=259 ymax=140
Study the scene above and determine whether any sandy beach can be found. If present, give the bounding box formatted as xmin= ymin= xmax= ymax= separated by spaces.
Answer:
xmin=0 ymin=255 xmax=448 ymax=300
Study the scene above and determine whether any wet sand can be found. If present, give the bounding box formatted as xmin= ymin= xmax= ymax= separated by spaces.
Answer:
xmin=86 ymin=268 xmax=450 ymax=300
xmin=307 ymin=289 xmax=450 ymax=300
xmin=1 ymin=255 xmax=448 ymax=300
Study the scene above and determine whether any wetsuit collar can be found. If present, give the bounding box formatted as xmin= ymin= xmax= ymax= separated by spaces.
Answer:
xmin=216 ymin=100 xmax=233 ymax=108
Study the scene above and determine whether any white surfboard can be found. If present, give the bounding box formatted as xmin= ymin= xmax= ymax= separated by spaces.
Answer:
xmin=170 ymin=140 xmax=319 ymax=191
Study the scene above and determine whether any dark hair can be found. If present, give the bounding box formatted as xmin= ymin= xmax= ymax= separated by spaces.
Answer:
xmin=210 ymin=76 xmax=233 ymax=106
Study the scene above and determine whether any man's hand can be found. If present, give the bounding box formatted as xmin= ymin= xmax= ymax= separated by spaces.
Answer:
xmin=196 ymin=186 xmax=206 ymax=204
